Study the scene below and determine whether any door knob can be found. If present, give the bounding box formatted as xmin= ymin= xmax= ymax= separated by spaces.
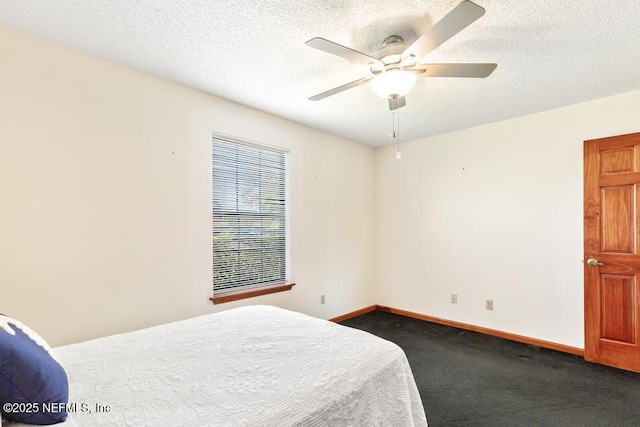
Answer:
xmin=586 ymin=258 xmax=604 ymax=266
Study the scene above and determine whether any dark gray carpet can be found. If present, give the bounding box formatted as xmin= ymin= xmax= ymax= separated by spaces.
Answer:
xmin=340 ymin=310 xmax=640 ymax=427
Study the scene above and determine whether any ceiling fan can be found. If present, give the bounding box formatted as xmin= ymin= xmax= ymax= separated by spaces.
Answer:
xmin=306 ymin=0 xmax=496 ymax=111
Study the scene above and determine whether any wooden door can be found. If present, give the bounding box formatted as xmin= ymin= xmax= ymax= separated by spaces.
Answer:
xmin=584 ymin=131 xmax=640 ymax=373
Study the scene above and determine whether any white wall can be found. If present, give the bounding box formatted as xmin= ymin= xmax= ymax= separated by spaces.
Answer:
xmin=375 ymin=89 xmax=640 ymax=349
xmin=0 ymin=27 xmax=375 ymax=346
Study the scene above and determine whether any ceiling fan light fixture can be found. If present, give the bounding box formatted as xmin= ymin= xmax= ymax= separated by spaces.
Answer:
xmin=371 ymin=70 xmax=416 ymax=98
xmin=306 ymin=1 xmax=495 ymax=110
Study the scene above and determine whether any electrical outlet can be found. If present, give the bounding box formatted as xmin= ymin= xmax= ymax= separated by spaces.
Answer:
xmin=451 ymin=294 xmax=458 ymax=304
xmin=320 ymin=294 xmax=325 ymax=305
xmin=486 ymin=299 xmax=493 ymax=310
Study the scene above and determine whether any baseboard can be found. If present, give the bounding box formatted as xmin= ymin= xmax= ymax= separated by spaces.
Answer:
xmin=376 ymin=305 xmax=584 ymax=356
xmin=330 ymin=304 xmax=584 ymax=357
xmin=329 ymin=305 xmax=377 ymax=323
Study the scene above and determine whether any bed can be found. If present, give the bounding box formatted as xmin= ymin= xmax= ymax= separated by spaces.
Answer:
xmin=3 ymin=305 xmax=427 ymax=426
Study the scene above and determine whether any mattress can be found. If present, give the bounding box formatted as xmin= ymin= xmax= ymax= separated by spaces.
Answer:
xmin=10 ymin=305 xmax=427 ymax=426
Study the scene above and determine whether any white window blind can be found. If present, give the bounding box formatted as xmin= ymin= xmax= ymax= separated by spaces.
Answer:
xmin=212 ymin=136 xmax=287 ymax=293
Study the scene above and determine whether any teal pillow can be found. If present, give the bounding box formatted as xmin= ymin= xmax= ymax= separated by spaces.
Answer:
xmin=0 ymin=314 xmax=69 ymax=424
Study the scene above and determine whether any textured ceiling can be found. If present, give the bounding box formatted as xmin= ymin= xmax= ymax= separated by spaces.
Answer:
xmin=2 ymin=0 xmax=640 ymax=147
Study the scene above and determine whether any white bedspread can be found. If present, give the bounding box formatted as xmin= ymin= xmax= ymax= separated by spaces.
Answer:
xmin=47 ymin=306 xmax=427 ymax=426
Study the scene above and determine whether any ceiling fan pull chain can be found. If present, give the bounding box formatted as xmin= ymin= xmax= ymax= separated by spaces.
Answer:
xmin=389 ymin=110 xmax=396 ymax=139
xmin=386 ymin=105 xmax=402 ymax=159
xmin=396 ymin=112 xmax=402 ymax=160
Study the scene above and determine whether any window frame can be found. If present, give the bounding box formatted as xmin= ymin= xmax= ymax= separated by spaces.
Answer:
xmin=210 ymin=133 xmax=293 ymax=304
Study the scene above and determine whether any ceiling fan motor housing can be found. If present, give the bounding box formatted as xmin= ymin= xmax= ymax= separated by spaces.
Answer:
xmin=372 ymin=35 xmax=411 ymax=72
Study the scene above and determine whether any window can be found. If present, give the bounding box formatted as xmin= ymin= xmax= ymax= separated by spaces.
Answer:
xmin=211 ymin=135 xmax=291 ymax=303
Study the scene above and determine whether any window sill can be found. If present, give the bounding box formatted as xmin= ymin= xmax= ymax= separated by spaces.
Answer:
xmin=210 ymin=283 xmax=295 ymax=305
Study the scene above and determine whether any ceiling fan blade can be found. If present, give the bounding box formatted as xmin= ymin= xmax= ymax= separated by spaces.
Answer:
xmin=309 ymin=77 xmax=373 ymax=101
xmin=388 ymin=95 xmax=406 ymax=111
xmin=306 ymin=37 xmax=383 ymax=67
xmin=402 ymin=1 xmax=486 ymax=61
xmin=418 ymin=63 xmax=497 ymax=78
